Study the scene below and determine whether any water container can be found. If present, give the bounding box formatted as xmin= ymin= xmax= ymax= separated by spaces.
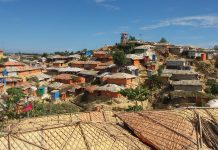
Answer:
xmin=51 ymin=90 xmax=60 ymax=100
xmin=152 ymin=54 xmax=156 ymax=61
xmin=201 ymin=53 xmax=206 ymax=61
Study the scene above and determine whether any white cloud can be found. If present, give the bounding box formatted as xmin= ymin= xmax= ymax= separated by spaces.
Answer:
xmin=140 ymin=15 xmax=218 ymax=30
xmin=94 ymin=0 xmax=120 ymax=10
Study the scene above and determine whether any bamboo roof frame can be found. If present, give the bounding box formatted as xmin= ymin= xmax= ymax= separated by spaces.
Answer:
xmin=0 ymin=121 xmax=149 ymax=150
xmin=117 ymin=108 xmax=218 ymax=150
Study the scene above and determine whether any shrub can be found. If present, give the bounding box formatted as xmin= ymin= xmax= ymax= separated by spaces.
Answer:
xmin=126 ymin=105 xmax=143 ymax=112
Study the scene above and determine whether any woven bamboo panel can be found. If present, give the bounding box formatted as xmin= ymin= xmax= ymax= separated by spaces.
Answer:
xmin=117 ymin=108 xmax=218 ymax=150
xmin=0 ymin=122 xmax=149 ymax=150
xmin=117 ymin=110 xmax=197 ymax=150
xmin=4 ymin=111 xmax=119 ymax=133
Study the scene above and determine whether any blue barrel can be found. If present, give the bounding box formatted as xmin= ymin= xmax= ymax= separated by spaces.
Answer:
xmin=3 ymin=78 xmax=6 ymax=86
xmin=152 ymin=54 xmax=156 ymax=61
xmin=51 ymin=90 xmax=60 ymax=100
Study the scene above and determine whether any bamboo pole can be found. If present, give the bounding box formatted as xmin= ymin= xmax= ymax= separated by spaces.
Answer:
xmin=198 ymin=114 xmax=203 ymax=148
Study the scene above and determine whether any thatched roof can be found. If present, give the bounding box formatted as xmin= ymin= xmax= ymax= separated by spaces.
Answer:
xmin=4 ymin=111 xmax=119 ymax=133
xmin=117 ymin=108 xmax=218 ymax=150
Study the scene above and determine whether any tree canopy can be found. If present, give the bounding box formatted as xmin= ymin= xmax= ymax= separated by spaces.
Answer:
xmin=129 ymin=35 xmax=137 ymax=41
xmin=214 ymin=45 xmax=218 ymax=50
xmin=112 ymin=50 xmax=127 ymax=67
xmin=42 ymin=53 xmax=48 ymax=58
xmin=120 ymin=87 xmax=149 ymax=102
xmin=147 ymin=75 xmax=163 ymax=90
xmin=211 ymin=83 xmax=218 ymax=95
xmin=120 ymin=87 xmax=149 ymax=111
xmin=80 ymin=55 xmax=88 ymax=61
xmin=159 ymin=37 xmax=168 ymax=43
xmin=7 ymin=88 xmax=25 ymax=104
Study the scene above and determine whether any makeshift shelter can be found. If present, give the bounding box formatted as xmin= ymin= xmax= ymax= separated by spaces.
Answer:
xmin=48 ymin=82 xmax=73 ymax=93
xmin=57 ymin=67 xmax=83 ymax=74
xmin=117 ymin=108 xmax=218 ymax=150
xmin=170 ymin=91 xmax=214 ymax=106
xmin=68 ymin=54 xmax=81 ymax=60
xmin=171 ymin=80 xmax=203 ymax=92
xmin=94 ymin=84 xmax=124 ymax=98
xmin=126 ymin=54 xmax=143 ymax=66
xmin=27 ymin=73 xmax=52 ymax=82
xmin=103 ymin=73 xmax=136 ymax=87
xmin=55 ymin=74 xmax=74 ymax=84
xmin=71 ymin=61 xmax=101 ymax=70
xmin=53 ymin=60 xmax=66 ymax=67
xmin=126 ymin=66 xmax=139 ymax=76
xmin=166 ymin=58 xmax=191 ymax=70
xmin=0 ymin=111 xmax=149 ymax=150
xmin=78 ymin=70 xmax=99 ymax=82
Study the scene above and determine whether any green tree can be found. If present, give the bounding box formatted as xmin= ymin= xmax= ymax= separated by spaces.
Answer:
xmin=147 ymin=75 xmax=162 ymax=90
xmin=33 ymin=55 xmax=39 ymax=60
xmin=80 ymin=55 xmax=88 ymax=61
xmin=7 ymin=88 xmax=25 ymax=104
xmin=159 ymin=37 xmax=168 ymax=43
xmin=214 ymin=45 xmax=218 ymax=50
xmin=112 ymin=50 xmax=127 ymax=68
xmin=120 ymin=87 xmax=149 ymax=111
xmin=42 ymin=53 xmax=48 ymax=58
xmin=5 ymin=88 xmax=26 ymax=118
xmin=64 ymin=50 xmax=70 ymax=56
xmin=211 ymin=83 xmax=218 ymax=95
xmin=129 ymin=35 xmax=136 ymax=41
